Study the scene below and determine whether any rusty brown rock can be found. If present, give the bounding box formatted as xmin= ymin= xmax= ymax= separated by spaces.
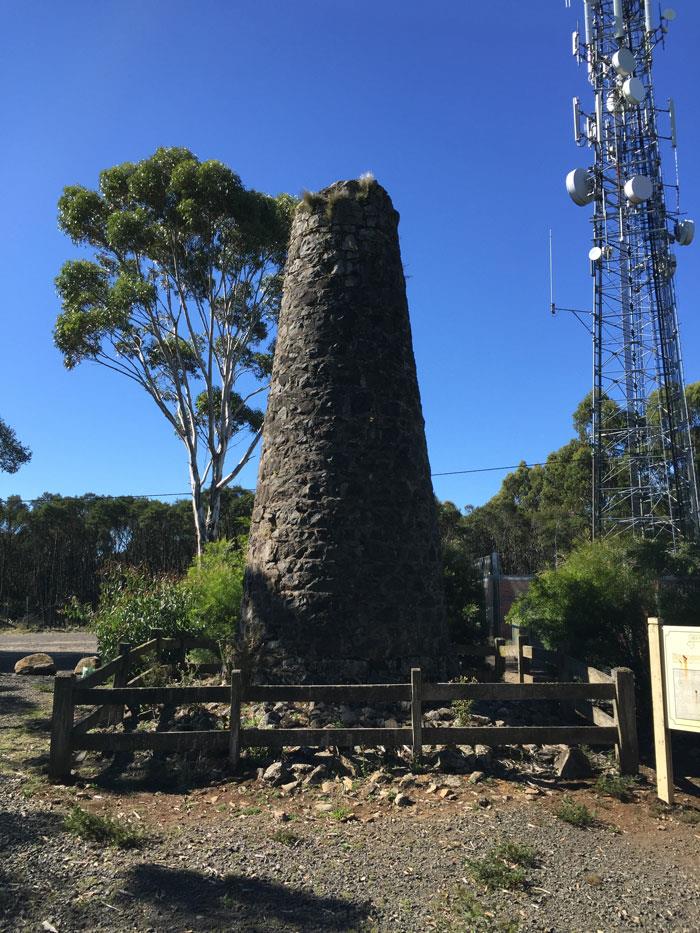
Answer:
xmin=14 ymin=653 xmax=56 ymax=676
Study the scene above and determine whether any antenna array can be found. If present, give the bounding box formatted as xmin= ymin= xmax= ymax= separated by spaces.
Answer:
xmin=565 ymin=0 xmax=699 ymax=544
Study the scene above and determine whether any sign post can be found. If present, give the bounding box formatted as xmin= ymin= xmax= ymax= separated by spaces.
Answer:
xmin=647 ymin=617 xmax=700 ymax=805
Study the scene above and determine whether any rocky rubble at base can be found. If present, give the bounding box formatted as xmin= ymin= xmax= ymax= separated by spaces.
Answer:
xmin=111 ymin=690 xmax=613 ymax=790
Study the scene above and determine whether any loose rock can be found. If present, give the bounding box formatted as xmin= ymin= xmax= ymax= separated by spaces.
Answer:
xmin=14 ymin=653 xmax=55 ymax=675
xmin=555 ymin=746 xmax=593 ymax=779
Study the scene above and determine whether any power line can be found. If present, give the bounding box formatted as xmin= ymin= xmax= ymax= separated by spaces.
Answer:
xmin=431 ymin=462 xmax=547 ymax=477
xmin=4 ymin=460 xmax=554 ymax=505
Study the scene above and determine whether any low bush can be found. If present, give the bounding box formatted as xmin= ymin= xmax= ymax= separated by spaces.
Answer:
xmin=506 ymin=537 xmax=700 ymax=678
xmin=595 ymin=773 xmax=638 ymax=802
xmin=64 ymin=806 xmax=144 ymax=848
xmin=555 ymin=796 xmax=594 ymax=827
xmin=467 ymin=840 xmax=536 ymax=891
xmin=184 ymin=538 xmax=246 ymax=667
xmin=91 ymin=564 xmax=195 ymax=661
xmin=451 ymin=675 xmax=477 ymax=725
xmin=270 ymin=828 xmax=300 ymax=846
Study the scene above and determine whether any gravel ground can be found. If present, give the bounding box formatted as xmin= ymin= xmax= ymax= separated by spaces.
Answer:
xmin=2 ymin=673 xmax=699 ymax=933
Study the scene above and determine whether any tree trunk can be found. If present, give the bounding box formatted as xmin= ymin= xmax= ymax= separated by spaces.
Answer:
xmin=205 ymin=482 xmax=222 ymax=545
xmin=188 ymin=460 xmax=207 ymax=558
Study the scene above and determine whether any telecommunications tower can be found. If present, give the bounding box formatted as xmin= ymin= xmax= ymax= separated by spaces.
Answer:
xmin=564 ymin=0 xmax=699 ymax=544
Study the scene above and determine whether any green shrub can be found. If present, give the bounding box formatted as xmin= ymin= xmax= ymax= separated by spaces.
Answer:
xmin=270 ymin=828 xmax=300 ymax=846
xmin=595 ymin=773 xmax=638 ymax=802
xmin=493 ymin=841 xmax=537 ymax=868
xmin=92 ymin=564 xmax=195 ymax=661
xmin=555 ymin=796 xmax=594 ymax=827
xmin=184 ymin=538 xmax=246 ymax=665
xmin=451 ymin=675 xmax=477 ymax=725
xmin=64 ymin=806 xmax=144 ymax=848
xmin=468 ymin=855 xmax=526 ymax=892
xmin=507 ymin=538 xmax=700 ymax=674
xmin=441 ymin=527 xmax=485 ymax=643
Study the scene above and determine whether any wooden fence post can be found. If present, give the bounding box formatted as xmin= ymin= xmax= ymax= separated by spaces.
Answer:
xmin=494 ymin=638 xmax=506 ymax=682
xmin=229 ymin=669 xmax=242 ymax=770
xmin=556 ymin=651 xmax=575 ymax=721
xmin=612 ymin=667 xmax=639 ymax=776
xmin=516 ymin=633 xmax=527 ymax=684
xmin=411 ymin=668 xmax=423 ymax=762
xmin=49 ymin=672 xmax=76 ymax=782
xmin=108 ymin=642 xmax=132 ymax=726
xmin=150 ymin=628 xmax=164 ymax=661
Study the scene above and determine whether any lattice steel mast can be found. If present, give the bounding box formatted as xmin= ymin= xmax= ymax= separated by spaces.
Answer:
xmin=565 ymin=0 xmax=699 ymax=544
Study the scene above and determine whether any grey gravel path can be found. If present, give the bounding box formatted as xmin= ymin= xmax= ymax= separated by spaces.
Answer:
xmin=0 ymin=631 xmax=97 ymax=673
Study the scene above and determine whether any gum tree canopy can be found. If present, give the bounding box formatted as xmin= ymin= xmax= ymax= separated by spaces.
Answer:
xmin=0 ymin=417 xmax=31 ymax=473
xmin=54 ymin=148 xmax=294 ymax=552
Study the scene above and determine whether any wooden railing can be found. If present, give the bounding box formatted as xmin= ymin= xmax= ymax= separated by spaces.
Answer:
xmin=49 ymin=644 xmax=638 ymax=782
xmin=49 ymin=628 xmax=221 ymax=777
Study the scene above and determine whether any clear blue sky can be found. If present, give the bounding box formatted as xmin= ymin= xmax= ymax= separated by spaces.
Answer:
xmin=2 ymin=0 xmax=700 ymax=510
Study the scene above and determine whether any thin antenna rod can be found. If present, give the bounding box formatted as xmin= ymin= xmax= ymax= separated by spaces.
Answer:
xmin=549 ymin=229 xmax=555 ymax=314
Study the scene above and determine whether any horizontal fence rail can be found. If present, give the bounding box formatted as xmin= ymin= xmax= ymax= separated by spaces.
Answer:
xmin=49 ymin=631 xmax=639 ymax=782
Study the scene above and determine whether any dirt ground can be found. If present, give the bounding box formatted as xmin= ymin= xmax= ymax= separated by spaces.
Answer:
xmin=1 ymin=672 xmax=699 ymax=933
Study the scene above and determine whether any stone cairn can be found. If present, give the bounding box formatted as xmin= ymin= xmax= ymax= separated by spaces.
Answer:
xmin=239 ymin=177 xmax=451 ymax=683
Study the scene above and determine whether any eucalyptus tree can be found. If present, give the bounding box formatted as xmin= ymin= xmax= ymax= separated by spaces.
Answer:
xmin=0 ymin=417 xmax=31 ymax=473
xmin=54 ymin=147 xmax=294 ymax=552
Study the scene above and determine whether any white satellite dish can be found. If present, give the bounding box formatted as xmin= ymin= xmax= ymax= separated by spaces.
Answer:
xmin=607 ymin=92 xmax=621 ymax=113
xmin=662 ymin=8 xmax=677 ymax=21
xmin=624 ymin=175 xmax=653 ymax=204
xmin=589 ymin=246 xmax=603 ymax=261
xmin=675 ymin=219 xmax=695 ymax=246
xmin=623 ymin=77 xmax=646 ymax=106
xmin=566 ymin=168 xmax=595 ymax=206
xmin=612 ymin=47 xmax=636 ymax=76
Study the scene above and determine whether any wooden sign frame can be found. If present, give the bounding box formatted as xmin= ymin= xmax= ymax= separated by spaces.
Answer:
xmin=647 ymin=617 xmax=700 ymax=805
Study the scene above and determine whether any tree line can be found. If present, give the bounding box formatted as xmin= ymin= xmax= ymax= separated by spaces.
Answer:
xmin=449 ymin=383 xmax=700 ymax=576
xmin=0 ymin=488 xmax=253 ymax=625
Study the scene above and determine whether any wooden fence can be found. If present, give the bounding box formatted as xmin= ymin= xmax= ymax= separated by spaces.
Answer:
xmin=49 ymin=633 xmax=638 ymax=782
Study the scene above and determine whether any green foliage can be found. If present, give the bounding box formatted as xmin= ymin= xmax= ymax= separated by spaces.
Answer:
xmin=0 ymin=487 xmax=253 ymax=626
xmin=0 ymin=417 xmax=31 ymax=474
xmin=595 ymin=772 xmax=638 ymax=802
xmin=465 ymin=440 xmax=591 ymax=575
xmin=493 ymin=841 xmax=537 ymax=868
xmin=243 ymin=747 xmax=272 ymax=767
xmin=506 ymin=539 xmax=651 ymax=670
xmin=270 ymin=828 xmax=300 ymax=846
xmin=451 ymin=675 xmax=476 ymax=726
xmin=184 ymin=538 xmax=246 ymax=657
xmin=91 ymin=564 xmax=195 ymax=661
xmin=437 ymin=501 xmax=485 ymax=641
xmin=555 ymin=796 xmax=594 ymax=827
xmin=451 ymin=886 xmax=519 ymax=932
xmin=54 ymin=147 xmax=295 ymax=548
xmin=329 ymin=805 xmax=354 ymax=822
xmin=64 ymin=806 xmax=144 ymax=848
xmin=676 ymin=806 xmax=700 ymax=825
xmin=462 ymin=383 xmax=700 ymax=577
xmin=507 ymin=537 xmax=700 ymax=673
xmin=467 ymin=840 xmax=535 ymax=891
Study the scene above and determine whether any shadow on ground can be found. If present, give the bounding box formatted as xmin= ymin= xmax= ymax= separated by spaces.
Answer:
xmin=87 ymin=749 xmax=234 ymax=794
xmin=0 ymin=808 xmax=67 ymax=925
xmin=124 ymin=863 xmax=370 ymax=933
xmin=0 ymin=682 xmax=42 ymax=718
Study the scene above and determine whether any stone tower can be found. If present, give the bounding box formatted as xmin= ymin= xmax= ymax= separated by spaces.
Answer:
xmin=239 ymin=178 xmax=450 ymax=683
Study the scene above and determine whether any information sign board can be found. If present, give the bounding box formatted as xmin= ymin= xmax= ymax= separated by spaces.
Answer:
xmin=663 ymin=625 xmax=700 ymax=734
